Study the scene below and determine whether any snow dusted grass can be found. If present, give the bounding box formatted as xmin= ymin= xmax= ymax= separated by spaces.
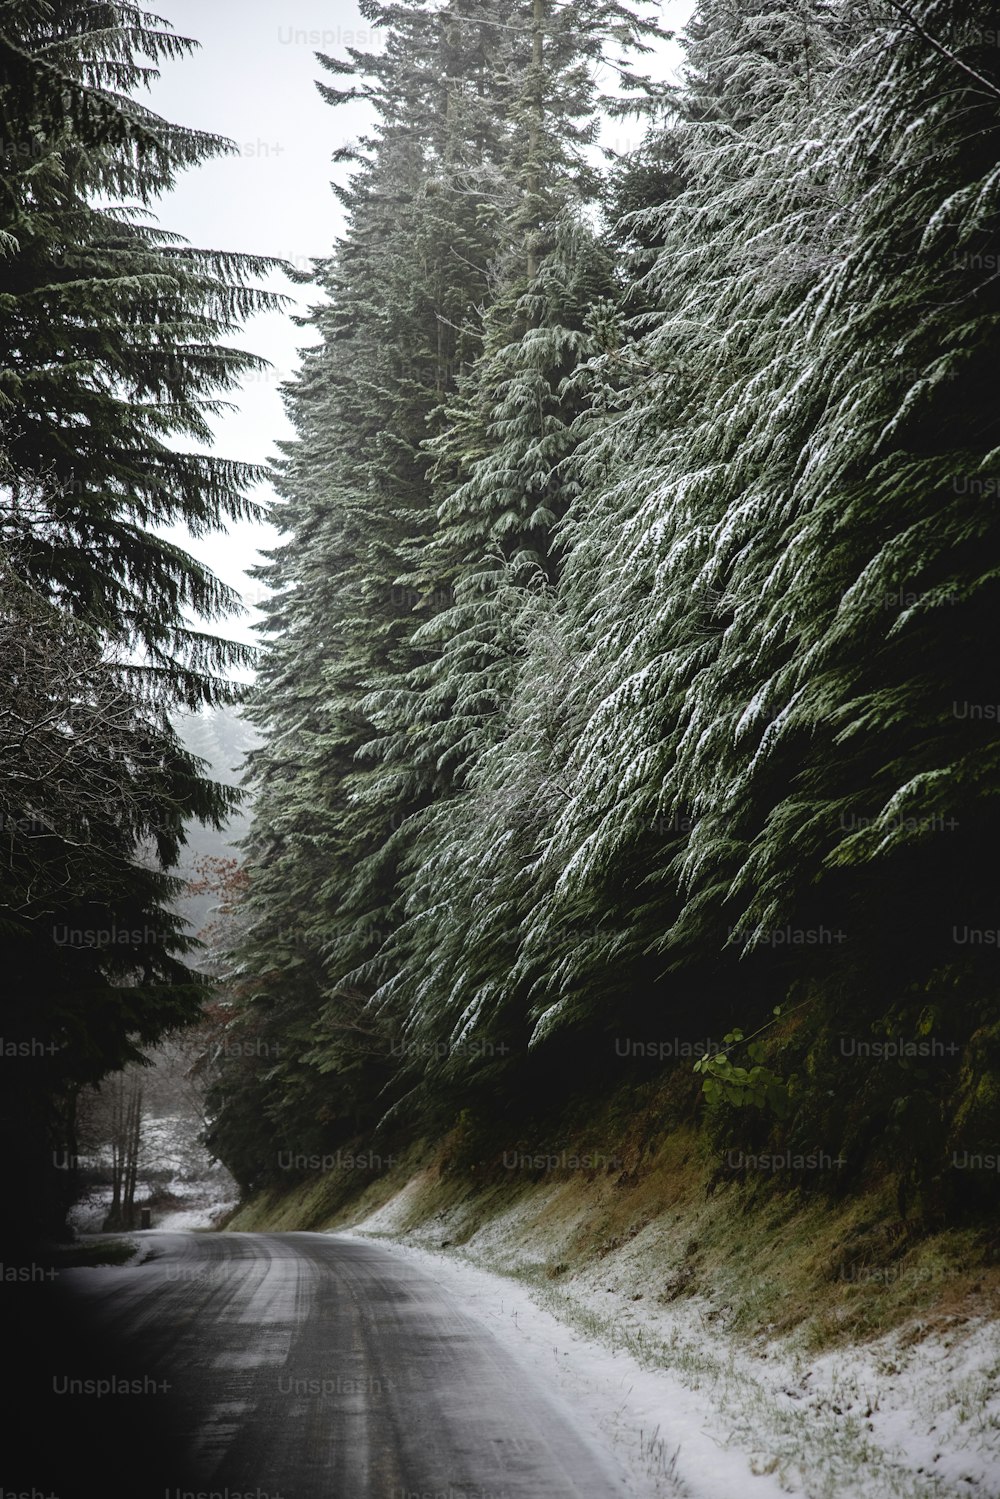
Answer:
xmin=337 ymin=1127 xmax=1000 ymax=1499
xmin=522 ymin=1271 xmax=1000 ymax=1498
xmin=348 ymin=1219 xmax=1000 ymax=1498
xmin=227 ymin=1092 xmax=1000 ymax=1495
xmin=223 ymin=1137 xmax=430 ymax=1232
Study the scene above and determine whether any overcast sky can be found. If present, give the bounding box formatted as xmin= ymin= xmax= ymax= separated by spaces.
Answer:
xmin=144 ymin=0 xmax=695 ymax=650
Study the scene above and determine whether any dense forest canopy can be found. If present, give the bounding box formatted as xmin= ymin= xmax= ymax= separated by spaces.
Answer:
xmin=2 ymin=0 xmax=998 ymax=1240
xmin=205 ymin=0 xmax=1000 ymax=1221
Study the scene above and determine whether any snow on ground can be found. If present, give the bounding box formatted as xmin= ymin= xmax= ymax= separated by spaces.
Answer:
xmin=68 ymin=1171 xmax=237 ymax=1233
xmin=68 ymin=1153 xmax=236 ymax=1234
xmin=342 ymin=1230 xmax=732 ymax=1499
xmin=342 ymin=1211 xmax=1000 ymax=1499
xmin=152 ymin=1176 xmax=239 ymax=1231
xmin=66 ymin=1110 xmax=238 ymax=1232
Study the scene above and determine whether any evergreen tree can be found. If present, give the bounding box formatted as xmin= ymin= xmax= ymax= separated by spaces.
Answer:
xmin=217 ymin=0 xmax=662 ymax=1167
xmin=220 ymin=0 xmax=523 ymax=1163
xmin=0 ymin=2 xmax=284 ymax=1239
xmin=0 ymin=0 xmax=283 ymax=703
xmin=497 ymin=0 xmax=1000 ymax=1191
xmin=214 ymin=0 xmax=1000 ymax=1212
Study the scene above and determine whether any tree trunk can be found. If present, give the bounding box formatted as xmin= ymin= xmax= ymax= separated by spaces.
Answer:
xmin=526 ymin=0 xmax=544 ymax=285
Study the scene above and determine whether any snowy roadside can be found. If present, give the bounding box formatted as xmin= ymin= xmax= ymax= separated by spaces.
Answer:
xmin=68 ymin=1178 xmax=237 ymax=1233
xmin=66 ymin=1108 xmax=238 ymax=1235
xmin=340 ymin=1226 xmax=1000 ymax=1499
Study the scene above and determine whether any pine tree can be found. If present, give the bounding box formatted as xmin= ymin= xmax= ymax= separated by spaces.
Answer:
xmin=493 ymin=0 xmax=1000 ymax=1189
xmin=217 ymin=0 xmax=524 ymax=1167
xmin=217 ymin=0 xmax=663 ymax=1166
xmin=0 ymin=2 xmax=286 ymax=1240
xmin=216 ymin=0 xmax=1000 ymax=1206
xmin=0 ymin=0 xmax=284 ymax=705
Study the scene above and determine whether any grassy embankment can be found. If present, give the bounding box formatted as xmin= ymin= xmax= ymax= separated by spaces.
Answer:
xmin=224 ymin=1070 xmax=999 ymax=1356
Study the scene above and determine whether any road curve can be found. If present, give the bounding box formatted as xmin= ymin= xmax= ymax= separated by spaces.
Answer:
xmin=51 ymin=1230 xmax=632 ymax=1499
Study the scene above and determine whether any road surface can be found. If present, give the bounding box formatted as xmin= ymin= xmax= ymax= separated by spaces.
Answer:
xmin=35 ymin=1230 xmax=632 ymax=1499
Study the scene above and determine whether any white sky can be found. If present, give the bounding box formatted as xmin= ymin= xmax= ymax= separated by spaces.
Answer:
xmin=144 ymin=0 xmax=695 ymax=652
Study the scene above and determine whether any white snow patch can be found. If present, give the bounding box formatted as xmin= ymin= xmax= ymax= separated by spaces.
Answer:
xmin=339 ymin=1230 xmax=731 ymax=1499
xmin=341 ymin=1199 xmax=1000 ymax=1499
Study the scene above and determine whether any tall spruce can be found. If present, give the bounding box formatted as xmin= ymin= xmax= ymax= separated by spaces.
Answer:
xmin=219 ymin=0 xmax=663 ymax=1168
xmin=215 ymin=0 xmax=1000 ymax=1209
xmin=219 ymin=0 xmax=527 ymax=1170
xmin=0 ymin=2 xmax=284 ymax=1239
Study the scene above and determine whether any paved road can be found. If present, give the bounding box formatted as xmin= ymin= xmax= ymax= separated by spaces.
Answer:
xmin=47 ymin=1231 xmax=631 ymax=1499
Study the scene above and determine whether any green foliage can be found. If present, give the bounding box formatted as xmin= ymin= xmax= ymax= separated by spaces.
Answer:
xmin=215 ymin=0 xmax=663 ymax=1177
xmin=0 ymin=2 xmax=285 ymax=1239
xmin=695 ymin=1024 xmax=797 ymax=1119
xmin=0 ymin=0 xmax=285 ymax=703
xmin=216 ymin=0 xmax=1000 ymax=1221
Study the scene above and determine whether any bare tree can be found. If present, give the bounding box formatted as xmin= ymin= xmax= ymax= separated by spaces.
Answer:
xmin=106 ymin=1069 xmax=144 ymax=1231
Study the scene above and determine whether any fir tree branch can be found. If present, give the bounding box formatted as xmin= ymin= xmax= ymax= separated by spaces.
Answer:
xmin=882 ymin=0 xmax=1000 ymax=103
